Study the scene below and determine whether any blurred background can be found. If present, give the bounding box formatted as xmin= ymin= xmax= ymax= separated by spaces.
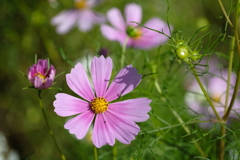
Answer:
xmin=0 ymin=0 xmax=238 ymax=159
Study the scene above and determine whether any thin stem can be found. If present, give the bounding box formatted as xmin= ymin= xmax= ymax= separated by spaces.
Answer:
xmin=224 ymin=36 xmax=235 ymax=112
xmin=219 ymin=122 xmax=226 ymax=160
xmin=217 ymin=0 xmax=234 ymax=28
xmin=223 ymin=0 xmax=240 ymax=121
xmin=120 ymin=37 xmax=129 ymax=68
xmin=154 ymin=82 xmax=206 ymax=157
xmin=140 ymin=120 xmax=210 ymax=135
xmin=112 ymin=143 xmax=117 ymax=160
xmin=223 ymin=66 xmax=240 ymax=120
xmin=191 ymin=66 xmax=221 ymax=121
xmin=218 ymin=2 xmax=240 ymax=160
xmin=171 ymin=108 xmax=206 ymax=157
xmin=38 ymin=90 xmax=66 ymax=160
xmin=94 ymin=146 xmax=98 ymax=160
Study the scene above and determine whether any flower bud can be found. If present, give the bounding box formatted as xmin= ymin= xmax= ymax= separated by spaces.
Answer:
xmin=28 ymin=59 xmax=56 ymax=89
xmin=175 ymin=46 xmax=189 ymax=60
xmin=190 ymin=50 xmax=202 ymax=61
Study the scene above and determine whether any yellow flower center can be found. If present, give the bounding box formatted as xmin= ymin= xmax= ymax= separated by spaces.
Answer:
xmin=126 ymin=25 xmax=142 ymax=39
xmin=35 ymin=72 xmax=46 ymax=83
xmin=212 ymin=94 xmax=221 ymax=102
xmin=75 ymin=0 xmax=87 ymax=9
xmin=90 ymin=97 xmax=109 ymax=114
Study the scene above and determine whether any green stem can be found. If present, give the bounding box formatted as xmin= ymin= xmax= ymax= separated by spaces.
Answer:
xmin=94 ymin=146 xmax=98 ymax=160
xmin=38 ymin=90 xmax=66 ymax=160
xmin=217 ymin=0 xmax=234 ymax=28
xmin=219 ymin=123 xmax=226 ymax=160
xmin=171 ymin=108 xmax=206 ymax=157
xmin=191 ymin=66 xmax=221 ymax=121
xmin=224 ymin=37 xmax=235 ymax=112
xmin=120 ymin=37 xmax=129 ymax=68
xmin=112 ymin=143 xmax=117 ymax=160
xmin=223 ymin=0 xmax=240 ymax=121
xmin=154 ymin=82 xmax=206 ymax=157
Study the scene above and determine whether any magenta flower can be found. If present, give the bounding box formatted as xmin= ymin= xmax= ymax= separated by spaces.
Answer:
xmin=185 ymin=67 xmax=240 ymax=128
xmin=53 ymin=56 xmax=151 ymax=148
xmin=51 ymin=0 xmax=105 ymax=34
xmin=101 ymin=3 xmax=171 ymax=50
xmin=28 ymin=59 xmax=56 ymax=89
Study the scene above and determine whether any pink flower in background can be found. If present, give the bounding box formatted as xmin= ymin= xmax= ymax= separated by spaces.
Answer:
xmin=53 ymin=56 xmax=151 ymax=148
xmin=51 ymin=0 xmax=105 ymax=34
xmin=28 ymin=59 xmax=56 ymax=89
xmin=101 ymin=3 xmax=171 ymax=50
xmin=185 ymin=66 xmax=240 ymax=128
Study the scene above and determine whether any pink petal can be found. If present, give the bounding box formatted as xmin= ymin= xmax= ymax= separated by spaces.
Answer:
xmin=36 ymin=64 xmax=44 ymax=75
xmin=132 ymin=18 xmax=170 ymax=49
xmin=91 ymin=56 xmax=112 ymax=98
xmin=54 ymin=93 xmax=89 ymax=117
xmin=124 ymin=3 xmax=142 ymax=26
xmin=106 ymin=8 xmax=126 ymax=31
xmin=77 ymin=10 xmax=94 ymax=32
xmin=86 ymin=0 xmax=102 ymax=7
xmin=104 ymin=65 xmax=141 ymax=102
xmin=66 ymin=63 xmax=95 ymax=102
xmin=51 ymin=10 xmax=78 ymax=34
xmin=51 ymin=10 xmax=70 ymax=25
xmin=38 ymin=59 xmax=48 ymax=72
xmin=64 ymin=111 xmax=94 ymax=139
xmin=108 ymin=98 xmax=151 ymax=122
xmin=33 ymin=76 xmax=44 ymax=89
xmin=91 ymin=11 xmax=106 ymax=24
xmin=100 ymin=24 xmax=126 ymax=43
xmin=43 ymin=78 xmax=53 ymax=89
xmin=103 ymin=111 xmax=140 ymax=144
xmin=92 ymin=113 xmax=115 ymax=148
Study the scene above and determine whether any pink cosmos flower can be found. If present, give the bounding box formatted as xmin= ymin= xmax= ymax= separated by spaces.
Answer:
xmin=53 ymin=56 xmax=151 ymax=148
xmin=101 ymin=3 xmax=171 ymax=50
xmin=28 ymin=59 xmax=56 ymax=89
xmin=185 ymin=65 xmax=240 ymax=128
xmin=51 ymin=0 xmax=105 ymax=34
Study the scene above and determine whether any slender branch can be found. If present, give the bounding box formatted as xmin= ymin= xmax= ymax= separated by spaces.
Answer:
xmin=38 ymin=90 xmax=66 ymax=160
xmin=219 ymin=122 xmax=227 ymax=160
xmin=120 ymin=37 xmax=129 ymax=68
xmin=94 ymin=146 xmax=98 ymax=160
xmin=219 ymin=1 xmax=240 ymax=160
xmin=223 ymin=0 xmax=240 ymax=121
xmin=154 ymin=82 xmax=206 ymax=157
xmin=112 ymin=143 xmax=117 ymax=160
xmin=217 ymin=0 xmax=234 ymax=28
xmin=171 ymin=108 xmax=206 ymax=157
xmin=224 ymin=36 xmax=235 ymax=112
xmin=191 ymin=66 xmax=221 ymax=120
xmin=139 ymin=120 xmax=210 ymax=135
xmin=223 ymin=66 xmax=240 ymax=120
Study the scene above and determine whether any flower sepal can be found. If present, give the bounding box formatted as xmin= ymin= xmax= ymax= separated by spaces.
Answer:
xmin=22 ymin=85 xmax=36 ymax=90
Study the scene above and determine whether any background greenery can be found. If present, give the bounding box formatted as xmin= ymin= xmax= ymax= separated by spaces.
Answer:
xmin=0 ymin=0 xmax=239 ymax=159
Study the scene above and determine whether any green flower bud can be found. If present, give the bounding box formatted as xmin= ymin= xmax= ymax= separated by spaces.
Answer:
xmin=175 ymin=46 xmax=189 ymax=60
xmin=175 ymin=40 xmax=185 ymax=48
xmin=190 ymin=50 xmax=202 ymax=61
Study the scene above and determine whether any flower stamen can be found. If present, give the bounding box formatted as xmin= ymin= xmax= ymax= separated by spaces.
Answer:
xmin=35 ymin=72 xmax=47 ymax=83
xmin=90 ymin=97 xmax=109 ymax=114
xmin=126 ymin=25 xmax=142 ymax=39
xmin=75 ymin=0 xmax=87 ymax=9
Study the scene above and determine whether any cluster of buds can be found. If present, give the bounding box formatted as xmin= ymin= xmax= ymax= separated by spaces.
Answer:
xmin=173 ymin=39 xmax=202 ymax=63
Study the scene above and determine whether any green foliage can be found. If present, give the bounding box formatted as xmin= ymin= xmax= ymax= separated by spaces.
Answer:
xmin=1 ymin=0 xmax=240 ymax=160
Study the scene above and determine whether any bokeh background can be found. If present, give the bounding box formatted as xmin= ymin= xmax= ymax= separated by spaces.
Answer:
xmin=1 ymin=0 xmax=239 ymax=159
